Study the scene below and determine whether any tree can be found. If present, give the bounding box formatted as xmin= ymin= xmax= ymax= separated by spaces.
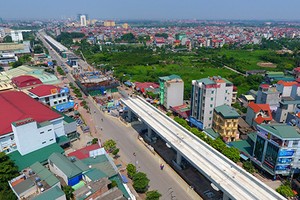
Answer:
xmin=221 ymin=147 xmax=240 ymax=163
xmin=92 ymin=138 xmax=98 ymax=144
xmin=126 ymin=163 xmax=136 ymax=179
xmin=146 ymin=190 xmax=162 ymax=200
xmin=63 ymin=185 xmax=74 ymax=200
xmin=276 ymin=184 xmax=295 ymax=198
xmin=0 ymin=152 xmax=19 ymax=199
xmin=103 ymin=139 xmax=116 ymax=152
xmin=3 ymin=35 xmax=12 ymax=43
xmin=243 ymin=161 xmax=256 ymax=174
xmin=109 ymin=180 xmax=118 ymax=189
xmin=112 ymin=148 xmax=119 ymax=157
xmin=133 ymin=172 xmax=150 ymax=193
xmin=12 ymin=61 xmax=23 ymax=68
xmin=33 ymin=45 xmax=44 ymax=53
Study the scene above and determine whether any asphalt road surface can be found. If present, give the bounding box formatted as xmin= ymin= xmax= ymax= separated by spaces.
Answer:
xmin=38 ymin=32 xmax=197 ymax=200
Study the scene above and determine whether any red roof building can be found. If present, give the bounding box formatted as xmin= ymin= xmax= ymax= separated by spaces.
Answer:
xmin=246 ymin=102 xmax=272 ymax=127
xmin=28 ymin=85 xmax=62 ymax=97
xmin=135 ymin=82 xmax=159 ymax=94
xmin=68 ymin=143 xmax=101 ymax=160
xmin=11 ymin=75 xmax=42 ymax=89
xmin=170 ymin=104 xmax=190 ymax=119
xmin=0 ymin=91 xmax=61 ymax=135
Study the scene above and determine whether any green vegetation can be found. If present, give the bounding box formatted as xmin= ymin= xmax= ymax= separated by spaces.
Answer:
xmin=103 ymin=139 xmax=117 ymax=152
xmin=126 ymin=163 xmax=137 ymax=179
xmin=146 ymin=190 xmax=162 ymax=200
xmin=174 ymin=117 xmax=240 ymax=163
xmin=0 ymin=152 xmax=19 ymax=200
xmin=3 ymin=35 xmax=12 ymax=43
xmin=133 ymin=172 xmax=150 ymax=193
xmin=109 ymin=180 xmax=118 ymax=189
xmin=242 ymin=161 xmax=256 ymax=174
xmin=92 ymin=138 xmax=98 ymax=144
xmin=276 ymin=181 xmax=295 ymax=198
xmin=120 ymin=33 xmax=136 ymax=43
xmin=63 ymin=185 xmax=75 ymax=200
xmin=56 ymin=66 xmax=66 ymax=75
xmin=112 ymin=148 xmax=120 ymax=157
xmin=11 ymin=55 xmax=31 ymax=68
xmin=57 ymin=32 xmax=85 ymax=47
xmin=33 ymin=45 xmax=44 ymax=53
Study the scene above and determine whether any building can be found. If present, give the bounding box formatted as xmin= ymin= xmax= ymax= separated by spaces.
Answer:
xmin=11 ymin=30 xmax=23 ymax=42
xmin=239 ymin=94 xmax=255 ymax=108
xmin=212 ymin=104 xmax=240 ymax=142
xmin=276 ymin=80 xmax=297 ymax=97
xmin=80 ymin=15 xmax=87 ymax=27
xmin=252 ymin=124 xmax=300 ymax=176
xmin=0 ymin=52 xmax=17 ymax=65
xmin=48 ymin=152 xmax=83 ymax=186
xmin=159 ymin=75 xmax=184 ymax=109
xmin=28 ymin=85 xmax=74 ymax=112
xmin=104 ymin=20 xmax=116 ymax=27
xmin=11 ymin=75 xmax=42 ymax=89
xmin=0 ymin=91 xmax=65 ymax=154
xmin=190 ymin=76 xmax=233 ymax=129
xmin=256 ymin=84 xmax=281 ymax=109
xmin=134 ymin=82 xmax=159 ymax=96
xmin=245 ymin=102 xmax=272 ymax=128
xmin=122 ymin=23 xmax=129 ymax=29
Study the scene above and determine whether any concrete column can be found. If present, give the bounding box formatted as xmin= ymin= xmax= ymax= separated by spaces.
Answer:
xmin=176 ymin=152 xmax=182 ymax=165
xmin=147 ymin=127 xmax=153 ymax=138
xmin=223 ymin=193 xmax=230 ymax=200
xmin=127 ymin=110 xmax=132 ymax=122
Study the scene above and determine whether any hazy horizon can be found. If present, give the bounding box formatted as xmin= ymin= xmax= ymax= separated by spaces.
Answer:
xmin=1 ymin=0 xmax=300 ymax=21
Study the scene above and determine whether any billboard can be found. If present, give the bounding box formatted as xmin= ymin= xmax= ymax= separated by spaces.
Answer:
xmin=278 ymin=158 xmax=293 ymax=164
xmin=278 ymin=150 xmax=295 ymax=157
xmin=275 ymin=165 xmax=291 ymax=171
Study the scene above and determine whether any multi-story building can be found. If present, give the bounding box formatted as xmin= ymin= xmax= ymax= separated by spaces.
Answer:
xmin=159 ymin=75 xmax=184 ymax=109
xmin=245 ymin=102 xmax=273 ymax=127
xmin=80 ymin=15 xmax=87 ymax=27
xmin=28 ymin=85 xmax=74 ymax=112
xmin=256 ymin=84 xmax=281 ymax=109
xmin=212 ymin=104 xmax=240 ymax=142
xmin=11 ymin=30 xmax=23 ymax=42
xmin=253 ymin=124 xmax=300 ymax=176
xmin=0 ymin=91 xmax=65 ymax=155
xmin=190 ymin=76 xmax=233 ymax=129
xmin=104 ymin=20 xmax=116 ymax=27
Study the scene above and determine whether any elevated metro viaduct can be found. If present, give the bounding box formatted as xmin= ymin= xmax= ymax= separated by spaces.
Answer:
xmin=121 ymin=96 xmax=285 ymax=200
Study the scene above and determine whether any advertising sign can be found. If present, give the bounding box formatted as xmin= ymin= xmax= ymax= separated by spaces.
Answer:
xmin=277 ymin=158 xmax=293 ymax=164
xmin=189 ymin=116 xmax=203 ymax=130
xmin=278 ymin=150 xmax=295 ymax=157
xmin=275 ymin=165 xmax=291 ymax=171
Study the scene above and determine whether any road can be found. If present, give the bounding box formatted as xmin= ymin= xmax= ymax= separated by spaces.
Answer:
xmin=38 ymin=32 xmax=196 ymax=200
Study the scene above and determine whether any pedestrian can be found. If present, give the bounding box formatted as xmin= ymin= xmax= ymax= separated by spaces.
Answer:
xmin=160 ymin=163 xmax=164 ymax=170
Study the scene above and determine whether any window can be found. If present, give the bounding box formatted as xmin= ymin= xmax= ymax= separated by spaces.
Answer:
xmin=293 ymin=141 xmax=299 ymax=146
xmin=211 ymin=97 xmax=213 ymax=101
xmin=48 ymin=129 xmax=52 ymax=132
xmin=209 ymin=117 xmax=212 ymax=120
xmin=210 ymin=104 xmax=213 ymax=108
xmin=57 ymin=94 xmax=61 ymax=98
xmin=49 ymin=139 xmax=54 ymax=141
xmin=209 ymin=111 xmax=212 ymax=114
xmin=225 ymin=90 xmax=228 ymax=93
xmin=54 ymin=101 xmax=57 ymax=105
xmin=40 ymin=131 xmax=44 ymax=134
xmin=59 ymin=100 xmax=62 ymax=103
xmin=62 ymin=93 xmax=65 ymax=96
xmin=42 ymin=141 xmax=46 ymax=144
xmin=63 ymin=99 xmax=66 ymax=102
xmin=211 ymin=91 xmax=214 ymax=94
xmin=225 ymin=97 xmax=227 ymax=100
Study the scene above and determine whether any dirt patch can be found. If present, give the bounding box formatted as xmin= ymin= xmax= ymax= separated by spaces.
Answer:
xmin=257 ymin=62 xmax=277 ymax=68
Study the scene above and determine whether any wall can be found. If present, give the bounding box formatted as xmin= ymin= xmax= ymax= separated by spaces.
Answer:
xmin=51 ymin=118 xmax=65 ymax=138
xmin=165 ymin=81 xmax=184 ymax=109
xmin=49 ymin=161 xmax=68 ymax=185
xmin=13 ymin=121 xmax=55 ymax=155
xmin=64 ymin=121 xmax=76 ymax=135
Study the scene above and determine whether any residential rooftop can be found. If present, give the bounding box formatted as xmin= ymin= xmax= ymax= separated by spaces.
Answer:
xmin=258 ymin=124 xmax=300 ymax=139
xmin=214 ymin=104 xmax=240 ymax=119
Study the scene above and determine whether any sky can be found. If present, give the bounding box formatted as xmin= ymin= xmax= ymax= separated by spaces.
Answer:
xmin=1 ymin=0 xmax=300 ymax=21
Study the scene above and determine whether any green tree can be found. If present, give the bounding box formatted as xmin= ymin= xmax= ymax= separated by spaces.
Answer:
xmin=3 ymin=35 xmax=12 ymax=43
xmin=0 ymin=152 xmax=19 ymax=199
xmin=63 ymin=185 xmax=74 ymax=200
xmin=243 ymin=161 xmax=256 ymax=174
xmin=33 ymin=45 xmax=44 ymax=53
xmin=12 ymin=61 xmax=23 ymax=68
xmin=222 ymin=147 xmax=240 ymax=163
xmin=126 ymin=163 xmax=136 ymax=179
xmin=103 ymin=139 xmax=116 ymax=152
xmin=276 ymin=183 xmax=295 ymax=198
xmin=121 ymin=33 xmax=136 ymax=43
xmin=133 ymin=172 xmax=150 ymax=193
xmin=92 ymin=138 xmax=98 ymax=144
xmin=146 ymin=190 xmax=162 ymax=200
xmin=109 ymin=180 xmax=118 ymax=189
xmin=112 ymin=148 xmax=119 ymax=157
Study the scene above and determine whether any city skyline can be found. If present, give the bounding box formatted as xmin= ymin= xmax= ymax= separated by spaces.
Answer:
xmin=1 ymin=0 xmax=300 ymax=21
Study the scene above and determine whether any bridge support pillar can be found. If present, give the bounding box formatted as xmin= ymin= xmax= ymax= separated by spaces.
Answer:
xmin=176 ymin=152 xmax=182 ymax=165
xmin=223 ymin=193 xmax=230 ymax=200
xmin=147 ymin=127 xmax=153 ymax=138
xmin=127 ymin=110 xmax=132 ymax=122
